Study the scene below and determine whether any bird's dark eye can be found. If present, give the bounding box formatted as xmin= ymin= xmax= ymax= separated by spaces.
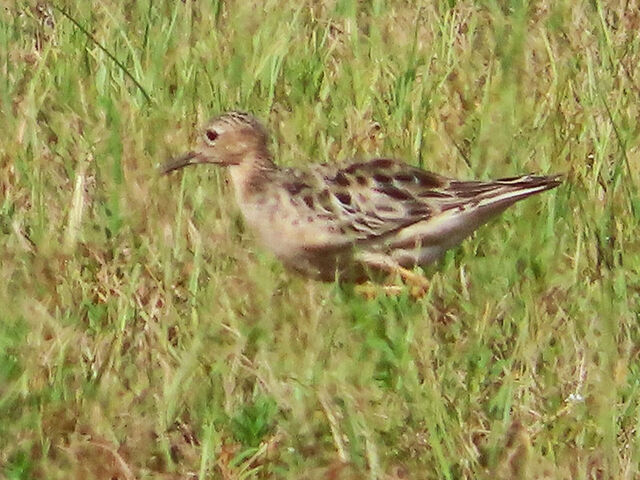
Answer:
xmin=205 ymin=129 xmax=219 ymax=143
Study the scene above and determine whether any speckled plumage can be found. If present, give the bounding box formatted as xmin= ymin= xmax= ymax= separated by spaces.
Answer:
xmin=162 ymin=112 xmax=562 ymax=282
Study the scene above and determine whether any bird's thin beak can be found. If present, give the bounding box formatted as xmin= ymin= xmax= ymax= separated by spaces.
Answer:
xmin=160 ymin=150 xmax=203 ymax=174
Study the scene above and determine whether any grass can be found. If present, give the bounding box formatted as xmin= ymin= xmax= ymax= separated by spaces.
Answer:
xmin=1 ymin=0 xmax=639 ymax=478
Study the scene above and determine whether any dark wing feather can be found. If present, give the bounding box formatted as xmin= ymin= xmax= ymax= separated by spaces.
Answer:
xmin=316 ymin=159 xmax=451 ymax=243
xmin=281 ymin=159 xmax=561 ymax=249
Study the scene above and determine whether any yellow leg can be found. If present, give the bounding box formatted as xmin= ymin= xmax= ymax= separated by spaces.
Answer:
xmin=395 ymin=265 xmax=429 ymax=298
xmin=392 ymin=265 xmax=430 ymax=298
xmin=354 ymin=252 xmax=430 ymax=299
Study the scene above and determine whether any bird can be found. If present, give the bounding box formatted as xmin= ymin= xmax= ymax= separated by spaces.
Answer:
xmin=161 ymin=111 xmax=561 ymax=290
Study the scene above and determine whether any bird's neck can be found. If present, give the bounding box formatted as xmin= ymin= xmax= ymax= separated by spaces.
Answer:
xmin=228 ymin=152 xmax=277 ymax=202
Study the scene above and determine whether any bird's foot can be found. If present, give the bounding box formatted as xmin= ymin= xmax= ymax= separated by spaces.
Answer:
xmin=392 ymin=265 xmax=430 ymax=298
xmin=354 ymin=268 xmax=429 ymax=299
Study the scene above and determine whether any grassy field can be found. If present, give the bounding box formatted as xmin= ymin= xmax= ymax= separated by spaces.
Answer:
xmin=2 ymin=0 xmax=639 ymax=478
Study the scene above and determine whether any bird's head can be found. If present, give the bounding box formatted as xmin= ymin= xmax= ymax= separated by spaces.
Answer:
xmin=161 ymin=111 xmax=270 ymax=173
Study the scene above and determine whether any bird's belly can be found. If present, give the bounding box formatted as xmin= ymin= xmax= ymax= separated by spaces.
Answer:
xmin=240 ymin=204 xmax=352 ymax=279
xmin=260 ymin=228 xmax=353 ymax=280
